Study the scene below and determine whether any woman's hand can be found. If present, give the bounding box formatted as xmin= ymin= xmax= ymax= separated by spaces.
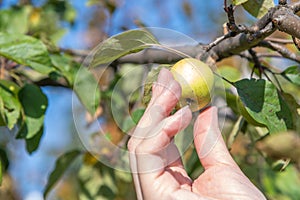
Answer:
xmin=128 ymin=68 xmax=266 ymax=200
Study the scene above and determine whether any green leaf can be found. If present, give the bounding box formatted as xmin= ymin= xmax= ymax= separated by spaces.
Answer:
xmin=90 ymin=29 xmax=159 ymax=67
xmin=78 ymin=162 xmax=117 ymax=200
xmin=25 ymin=126 xmax=44 ymax=154
xmin=0 ymin=97 xmax=5 ymax=126
xmin=0 ymin=32 xmax=54 ymax=74
xmin=0 ymin=158 xmax=2 ymax=186
xmin=242 ymin=0 xmax=274 ymax=18
xmin=51 ymin=54 xmax=101 ymax=115
xmin=122 ymin=108 xmax=145 ymax=132
xmin=232 ymin=0 xmax=248 ymax=5
xmin=132 ymin=108 xmax=145 ymax=124
xmin=44 ymin=150 xmax=82 ymax=198
xmin=142 ymin=64 xmax=172 ymax=106
xmin=0 ymin=81 xmax=21 ymax=129
xmin=0 ymin=6 xmax=30 ymax=34
xmin=73 ymin=67 xmax=101 ymax=115
xmin=262 ymin=165 xmax=300 ymax=199
xmin=234 ymin=79 xmax=293 ymax=133
xmin=281 ymin=66 xmax=300 ymax=87
xmin=225 ymin=90 xmax=239 ymax=115
xmin=281 ymin=93 xmax=300 ymax=132
xmin=227 ymin=116 xmax=244 ymax=150
xmin=50 ymin=54 xmax=76 ymax=85
xmin=217 ymin=65 xmax=241 ymax=89
xmin=17 ymin=84 xmax=48 ymax=139
xmin=0 ymin=80 xmax=20 ymax=95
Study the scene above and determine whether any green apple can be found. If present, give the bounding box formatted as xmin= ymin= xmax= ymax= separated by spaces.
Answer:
xmin=170 ymin=58 xmax=214 ymax=112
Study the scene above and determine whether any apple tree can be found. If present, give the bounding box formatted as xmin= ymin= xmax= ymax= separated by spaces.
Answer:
xmin=0 ymin=0 xmax=299 ymax=199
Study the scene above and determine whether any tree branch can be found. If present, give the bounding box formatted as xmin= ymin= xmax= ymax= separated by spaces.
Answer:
xmin=265 ymin=38 xmax=293 ymax=44
xmin=290 ymin=1 xmax=300 ymax=13
xmin=118 ymin=44 xmax=205 ymax=64
xmin=206 ymin=23 xmax=275 ymax=62
xmin=272 ymin=7 xmax=300 ymax=39
xmin=108 ymin=2 xmax=300 ymax=65
xmin=34 ymin=78 xmax=69 ymax=87
xmin=257 ymin=41 xmax=300 ymax=63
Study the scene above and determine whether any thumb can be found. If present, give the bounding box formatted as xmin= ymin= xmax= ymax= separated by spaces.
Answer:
xmin=193 ymin=106 xmax=238 ymax=170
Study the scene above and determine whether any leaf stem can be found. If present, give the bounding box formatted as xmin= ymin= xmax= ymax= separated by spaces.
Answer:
xmin=150 ymin=44 xmax=192 ymax=59
xmin=213 ymin=71 xmax=235 ymax=86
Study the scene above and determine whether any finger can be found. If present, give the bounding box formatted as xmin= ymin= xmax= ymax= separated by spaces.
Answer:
xmin=193 ymin=106 xmax=238 ymax=170
xmin=129 ymin=108 xmax=192 ymax=199
xmin=134 ymin=106 xmax=192 ymax=198
xmin=128 ymin=68 xmax=181 ymax=151
xmin=151 ymin=67 xmax=175 ymax=99
xmin=135 ymin=105 xmax=192 ymax=173
xmin=128 ymin=68 xmax=182 ymax=200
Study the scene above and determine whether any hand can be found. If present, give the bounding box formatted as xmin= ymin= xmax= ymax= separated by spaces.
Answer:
xmin=128 ymin=68 xmax=266 ymax=200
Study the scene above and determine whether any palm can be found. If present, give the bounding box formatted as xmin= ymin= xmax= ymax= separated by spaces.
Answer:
xmin=192 ymin=166 xmax=262 ymax=199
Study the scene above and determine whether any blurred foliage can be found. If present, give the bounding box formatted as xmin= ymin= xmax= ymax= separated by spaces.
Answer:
xmin=0 ymin=0 xmax=299 ymax=200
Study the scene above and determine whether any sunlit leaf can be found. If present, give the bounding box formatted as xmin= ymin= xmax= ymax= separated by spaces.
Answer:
xmin=0 ymin=81 xmax=21 ymax=129
xmin=0 ymin=32 xmax=54 ymax=74
xmin=73 ymin=67 xmax=101 ymax=115
xmin=237 ymin=96 xmax=266 ymax=127
xmin=17 ymin=84 xmax=48 ymax=139
xmin=0 ymin=6 xmax=30 ymax=34
xmin=50 ymin=54 xmax=75 ymax=85
xmin=232 ymin=0 xmax=248 ymax=5
xmin=44 ymin=150 xmax=82 ymax=198
xmin=118 ymin=63 xmax=145 ymax=102
xmin=234 ymin=79 xmax=293 ymax=133
xmin=90 ymin=29 xmax=159 ymax=67
xmin=281 ymin=66 xmax=300 ymax=87
xmin=227 ymin=116 xmax=244 ymax=150
xmin=0 ymin=97 xmax=5 ymax=126
xmin=0 ymin=80 xmax=20 ymax=95
xmin=217 ymin=65 xmax=241 ymax=89
xmin=51 ymin=54 xmax=101 ymax=115
xmin=242 ymin=0 xmax=274 ymax=18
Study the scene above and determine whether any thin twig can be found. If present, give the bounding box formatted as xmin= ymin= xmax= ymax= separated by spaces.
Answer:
xmin=263 ymin=67 xmax=284 ymax=92
xmin=205 ymin=32 xmax=234 ymax=51
xmin=249 ymin=49 xmax=263 ymax=78
xmin=258 ymin=41 xmax=300 ymax=63
xmin=224 ymin=0 xmax=228 ymax=12
xmin=262 ymin=69 xmax=273 ymax=83
xmin=265 ymin=38 xmax=294 ymax=44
